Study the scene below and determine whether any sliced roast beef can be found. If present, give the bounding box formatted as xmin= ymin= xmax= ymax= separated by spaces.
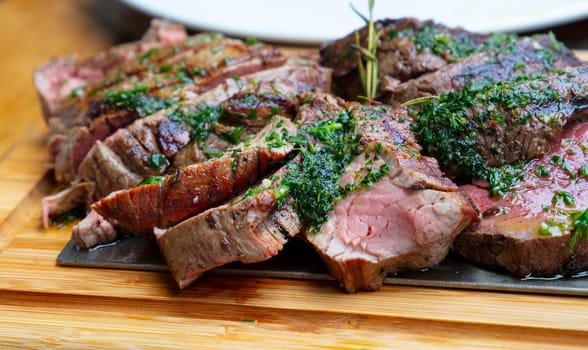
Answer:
xmin=158 ymin=99 xmax=475 ymax=292
xmin=411 ymin=66 xmax=588 ymax=182
xmin=71 ymin=92 xmax=338 ymax=248
xmin=34 ymin=19 xmax=187 ymax=127
xmin=91 ymin=116 xmax=297 ymax=234
xmin=387 ymin=34 xmax=582 ymax=103
xmin=49 ymin=37 xmax=288 ymax=183
xmin=184 ymin=63 xmax=331 ymax=107
xmin=300 ymin=104 xmax=478 ymax=292
xmin=51 ymin=61 xmax=328 ymax=184
xmin=320 ymin=18 xmax=489 ymax=100
xmin=455 ymin=120 xmax=588 ymax=276
xmin=157 ymin=168 xmax=301 ymax=289
xmin=43 ymin=65 xmax=331 ymax=226
xmin=42 ymin=32 xmax=223 ymax=134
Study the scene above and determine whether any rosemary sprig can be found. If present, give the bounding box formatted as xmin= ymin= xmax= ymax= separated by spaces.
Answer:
xmin=403 ymin=95 xmax=440 ymax=106
xmin=351 ymin=0 xmax=379 ymax=100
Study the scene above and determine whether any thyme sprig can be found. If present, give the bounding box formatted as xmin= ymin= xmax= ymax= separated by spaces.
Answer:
xmin=351 ymin=0 xmax=379 ymax=100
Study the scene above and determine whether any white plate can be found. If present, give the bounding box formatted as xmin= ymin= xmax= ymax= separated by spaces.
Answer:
xmin=120 ymin=0 xmax=588 ymax=44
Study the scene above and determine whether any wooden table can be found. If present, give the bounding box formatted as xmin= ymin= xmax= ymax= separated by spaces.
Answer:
xmin=1 ymin=1 xmax=588 ymax=348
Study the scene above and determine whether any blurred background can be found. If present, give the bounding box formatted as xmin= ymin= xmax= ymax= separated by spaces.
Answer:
xmin=41 ymin=0 xmax=588 ymax=48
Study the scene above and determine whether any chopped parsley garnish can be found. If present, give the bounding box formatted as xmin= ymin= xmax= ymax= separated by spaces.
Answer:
xmin=184 ymin=33 xmax=222 ymax=46
xmin=203 ymin=148 xmax=224 ymax=159
xmin=390 ymin=25 xmax=518 ymax=63
xmin=535 ymin=164 xmax=550 ymax=178
xmin=410 ymin=75 xmax=566 ymax=197
xmin=168 ymin=103 xmax=223 ymax=143
xmin=579 ymin=164 xmax=588 ymax=178
xmin=69 ymin=86 xmax=84 ymax=99
xmin=265 ymin=129 xmax=287 ymax=149
xmin=175 ymin=68 xmax=194 ymax=84
xmin=158 ymin=64 xmax=172 ymax=73
xmin=410 ymin=87 xmax=485 ymax=180
xmin=219 ymin=126 xmax=245 ymax=144
xmin=192 ymin=67 xmax=206 ymax=76
xmin=568 ymin=209 xmax=588 ymax=251
xmin=552 ymin=190 xmax=576 ymax=208
xmin=102 ymin=86 xmax=173 ymax=117
xmin=488 ymin=163 xmax=525 ymax=198
xmin=276 ymin=109 xmax=388 ymax=232
xmin=139 ymin=48 xmax=157 ymax=63
xmin=140 ymin=175 xmax=166 ymax=186
xmin=245 ymin=37 xmax=259 ymax=46
xmin=147 ymin=153 xmax=170 ymax=171
xmin=538 ymin=207 xmax=588 ymax=251
xmin=551 ymin=154 xmax=575 ymax=179
xmin=276 ymin=111 xmax=361 ymax=231
xmin=237 ymin=178 xmax=273 ymax=203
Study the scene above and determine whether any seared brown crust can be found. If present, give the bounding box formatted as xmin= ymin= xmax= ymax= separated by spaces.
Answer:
xmin=49 ymin=38 xmax=288 ymax=182
xmin=453 ymin=231 xmax=588 ymax=277
xmin=385 ymin=35 xmax=582 ymax=104
xmin=157 ymin=182 xmax=301 ymax=289
xmin=52 ymin=63 xmax=330 ymax=185
xmin=320 ymin=18 xmax=488 ymax=100
xmin=92 ymin=117 xmax=297 ymax=234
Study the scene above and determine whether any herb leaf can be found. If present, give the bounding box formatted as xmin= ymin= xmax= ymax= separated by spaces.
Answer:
xmin=102 ymin=86 xmax=173 ymax=117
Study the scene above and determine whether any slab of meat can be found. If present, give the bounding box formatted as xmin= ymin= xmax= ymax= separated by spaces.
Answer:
xmin=320 ymin=18 xmax=489 ymax=100
xmin=34 ymin=19 xmax=187 ymax=128
xmin=157 ymin=169 xmax=301 ymax=289
xmin=91 ymin=116 xmax=297 ymax=235
xmin=127 ymin=94 xmax=477 ymax=292
xmin=302 ymin=104 xmax=478 ymax=292
xmin=455 ymin=120 xmax=588 ymax=277
xmin=49 ymin=38 xmax=289 ymax=184
xmin=411 ymin=66 xmax=588 ymax=181
xmin=386 ymin=34 xmax=582 ymax=103
xmin=156 ymin=93 xmax=346 ymax=288
xmin=43 ymin=64 xmax=331 ymax=227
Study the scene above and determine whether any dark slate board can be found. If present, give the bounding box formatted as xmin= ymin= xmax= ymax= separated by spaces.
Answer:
xmin=57 ymin=236 xmax=588 ymax=296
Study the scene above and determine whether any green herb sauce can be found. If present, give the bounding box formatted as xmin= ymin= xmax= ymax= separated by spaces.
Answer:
xmin=276 ymin=109 xmax=390 ymax=232
xmin=147 ymin=153 xmax=170 ymax=171
xmin=411 ymin=75 xmax=565 ymax=197
xmin=102 ymin=86 xmax=174 ymax=118
xmin=219 ymin=126 xmax=245 ymax=144
xmin=140 ymin=175 xmax=166 ymax=186
xmin=568 ymin=209 xmax=588 ymax=251
xmin=168 ymin=103 xmax=223 ymax=143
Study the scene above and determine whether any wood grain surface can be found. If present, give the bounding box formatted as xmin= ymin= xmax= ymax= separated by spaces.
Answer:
xmin=1 ymin=1 xmax=588 ymax=348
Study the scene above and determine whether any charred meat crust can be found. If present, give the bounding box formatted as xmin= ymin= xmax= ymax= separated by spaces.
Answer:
xmin=91 ymin=117 xmax=297 ymax=234
xmin=320 ymin=17 xmax=489 ymax=100
xmin=157 ymin=180 xmax=301 ymax=289
xmin=385 ymin=34 xmax=582 ymax=104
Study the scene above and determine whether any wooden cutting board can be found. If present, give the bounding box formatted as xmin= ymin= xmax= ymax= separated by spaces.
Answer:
xmin=2 ymin=1 xmax=588 ymax=347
